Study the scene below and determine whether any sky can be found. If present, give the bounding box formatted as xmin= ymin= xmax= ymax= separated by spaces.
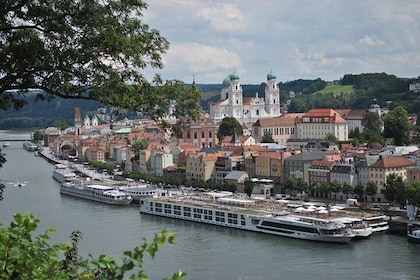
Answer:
xmin=142 ymin=0 xmax=420 ymax=84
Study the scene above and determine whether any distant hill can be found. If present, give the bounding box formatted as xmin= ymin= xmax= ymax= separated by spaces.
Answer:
xmin=0 ymin=93 xmax=102 ymax=129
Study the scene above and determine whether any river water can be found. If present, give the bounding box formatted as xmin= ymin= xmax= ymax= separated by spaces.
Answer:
xmin=0 ymin=131 xmax=419 ymax=280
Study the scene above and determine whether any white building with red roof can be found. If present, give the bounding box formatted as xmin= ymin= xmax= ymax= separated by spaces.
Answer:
xmin=295 ymin=108 xmax=348 ymax=141
xmin=210 ymin=70 xmax=281 ymax=124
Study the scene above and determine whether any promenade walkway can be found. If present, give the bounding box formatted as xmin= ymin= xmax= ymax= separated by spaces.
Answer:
xmin=38 ymin=148 xmax=113 ymax=181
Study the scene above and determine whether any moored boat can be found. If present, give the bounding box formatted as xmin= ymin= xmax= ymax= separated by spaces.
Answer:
xmin=23 ymin=141 xmax=38 ymax=151
xmin=139 ymin=192 xmax=355 ymax=244
xmin=2 ymin=142 xmax=10 ymax=148
xmin=407 ymin=223 xmax=420 ymax=243
xmin=362 ymin=215 xmax=389 ymax=234
xmin=60 ymin=181 xmax=132 ymax=205
xmin=332 ymin=217 xmax=373 ymax=238
xmin=52 ymin=164 xmax=78 ymax=183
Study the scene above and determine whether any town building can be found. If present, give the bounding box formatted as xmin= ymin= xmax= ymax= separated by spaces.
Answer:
xmin=284 ymin=150 xmax=327 ymax=184
xmin=177 ymin=112 xmax=218 ymax=148
xmin=295 ymin=108 xmax=348 ymax=141
xmin=368 ymin=156 xmax=415 ymax=199
xmin=186 ymin=152 xmax=223 ymax=182
xmin=409 ymin=77 xmax=420 ymax=93
xmin=308 ymin=160 xmax=336 ymax=186
xmin=251 ymin=115 xmax=298 ymax=145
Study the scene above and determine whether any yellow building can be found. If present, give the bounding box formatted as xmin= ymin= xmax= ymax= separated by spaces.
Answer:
xmin=368 ymin=156 xmax=415 ymax=190
xmin=296 ymin=108 xmax=348 ymax=141
xmin=186 ymin=152 xmax=223 ymax=182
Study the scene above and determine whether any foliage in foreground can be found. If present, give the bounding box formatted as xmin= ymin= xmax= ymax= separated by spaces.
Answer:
xmin=0 ymin=213 xmax=186 ymax=280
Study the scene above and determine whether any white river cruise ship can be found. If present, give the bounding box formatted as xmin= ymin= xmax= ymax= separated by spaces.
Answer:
xmin=139 ymin=192 xmax=355 ymax=244
xmin=60 ymin=181 xmax=133 ymax=205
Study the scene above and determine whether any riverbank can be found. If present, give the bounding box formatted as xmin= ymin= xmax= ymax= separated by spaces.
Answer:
xmin=37 ymin=145 xmax=414 ymax=236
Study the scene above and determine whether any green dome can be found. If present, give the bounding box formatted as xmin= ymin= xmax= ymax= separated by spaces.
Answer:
xmin=267 ymin=70 xmax=276 ymax=81
xmin=223 ymin=76 xmax=230 ymax=88
xmin=230 ymin=70 xmax=240 ymax=81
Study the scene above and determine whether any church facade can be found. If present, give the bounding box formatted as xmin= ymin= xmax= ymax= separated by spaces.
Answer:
xmin=210 ymin=71 xmax=281 ymax=124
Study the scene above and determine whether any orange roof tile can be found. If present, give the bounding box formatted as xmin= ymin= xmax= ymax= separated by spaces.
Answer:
xmin=369 ymin=156 xmax=415 ymax=168
xmin=253 ymin=116 xmax=296 ymax=127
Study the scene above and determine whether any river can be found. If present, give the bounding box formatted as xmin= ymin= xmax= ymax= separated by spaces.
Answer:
xmin=0 ymin=131 xmax=419 ymax=280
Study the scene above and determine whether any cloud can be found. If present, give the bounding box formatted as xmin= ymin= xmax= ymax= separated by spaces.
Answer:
xmin=197 ymin=3 xmax=245 ymax=32
xmin=358 ymin=35 xmax=385 ymax=47
xmin=158 ymin=43 xmax=242 ymax=82
xmin=143 ymin=0 xmax=420 ymax=83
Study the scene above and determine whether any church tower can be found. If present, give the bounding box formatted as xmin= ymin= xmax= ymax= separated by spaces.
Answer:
xmin=74 ymin=107 xmax=82 ymax=136
xmin=227 ymin=70 xmax=243 ymax=120
xmin=265 ymin=70 xmax=280 ymax=117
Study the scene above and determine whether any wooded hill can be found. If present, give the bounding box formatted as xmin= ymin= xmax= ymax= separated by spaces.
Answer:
xmin=0 ymin=73 xmax=418 ymax=129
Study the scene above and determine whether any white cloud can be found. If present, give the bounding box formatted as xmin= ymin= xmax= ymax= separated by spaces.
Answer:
xmin=143 ymin=0 xmax=420 ymax=83
xmin=358 ymin=35 xmax=385 ymax=47
xmin=158 ymin=43 xmax=241 ymax=81
xmin=197 ymin=3 xmax=245 ymax=32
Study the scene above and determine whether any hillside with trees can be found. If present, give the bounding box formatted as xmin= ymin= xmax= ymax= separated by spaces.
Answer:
xmin=288 ymin=73 xmax=417 ymax=113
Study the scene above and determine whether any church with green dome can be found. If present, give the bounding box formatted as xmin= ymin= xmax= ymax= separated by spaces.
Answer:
xmin=210 ymin=70 xmax=281 ymax=124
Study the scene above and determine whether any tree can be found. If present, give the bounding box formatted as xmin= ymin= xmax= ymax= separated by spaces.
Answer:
xmin=361 ymin=111 xmax=382 ymax=143
xmin=406 ymin=182 xmax=420 ymax=207
xmin=0 ymin=0 xmax=200 ymax=126
xmin=324 ymin=133 xmax=338 ymax=144
xmin=131 ymin=139 xmax=150 ymax=162
xmin=354 ymin=182 xmax=365 ymax=199
xmin=383 ymin=106 xmax=411 ymax=145
xmin=33 ymin=130 xmax=44 ymax=142
xmin=382 ymin=173 xmax=406 ymax=205
xmin=295 ymin=177 xmax=307 ymax=199
xmin=341 ymin=182 xmax=354 ymax=197
xmin=0 ymin=1 xmax=199 ymax=277
xmin=217 ymin=117 xmax=243 ymax=141
xmin=53 ymin=119 xmax=70 ymax=130
xmin=244 ymin=178 xmax=254 ymax=198
xmin=284 ymin=177 xmax=297 ymax=195
xmin=0 ymin=213 xmax=185 ymax=279
xmin=317 ymin=182 xmax=330 ymax=199
xmin=329 ymin=180 xmax=342 ymax=200
xmin=261 ymin=131 xmax=275 ymax=143
xmin=365 ymin=181 xmax=378 ymax=202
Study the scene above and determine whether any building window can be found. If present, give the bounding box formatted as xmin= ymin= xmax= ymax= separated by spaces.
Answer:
xmin=194 ymin=133 xmax=197 ymax=139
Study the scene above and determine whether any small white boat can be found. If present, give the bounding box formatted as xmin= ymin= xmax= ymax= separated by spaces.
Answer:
xmin=23 ymin=141 xmax=37 ymax=151
xmin=362 ymin=215 xmax=389 ymax=234
xmin=407 ymin=223 xmax=420 ymax=243
xmin=2 ymin=142 xmax=10 ymax=148
xmin=332 ymin=217 xmax=373 ymax=238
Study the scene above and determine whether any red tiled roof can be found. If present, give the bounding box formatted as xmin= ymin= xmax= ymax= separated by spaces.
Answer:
xmin=369 ymin=156 xmax=415 ymax=168
xmin=74 ymin=107 xmax=81 ymax=117
xmin=253 ymin=116 xmax=296 ymax=127
xmin=310 ymin=160 xmax=336 ymax=169
xmin=221 ymin=135 xmax=250 ymax=143
xmin=299 ymin=108 xmax=347 ymax=124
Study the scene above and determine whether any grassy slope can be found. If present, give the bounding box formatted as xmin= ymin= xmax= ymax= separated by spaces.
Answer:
xmin=315 ymin=84 xmax=354 ymax=96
